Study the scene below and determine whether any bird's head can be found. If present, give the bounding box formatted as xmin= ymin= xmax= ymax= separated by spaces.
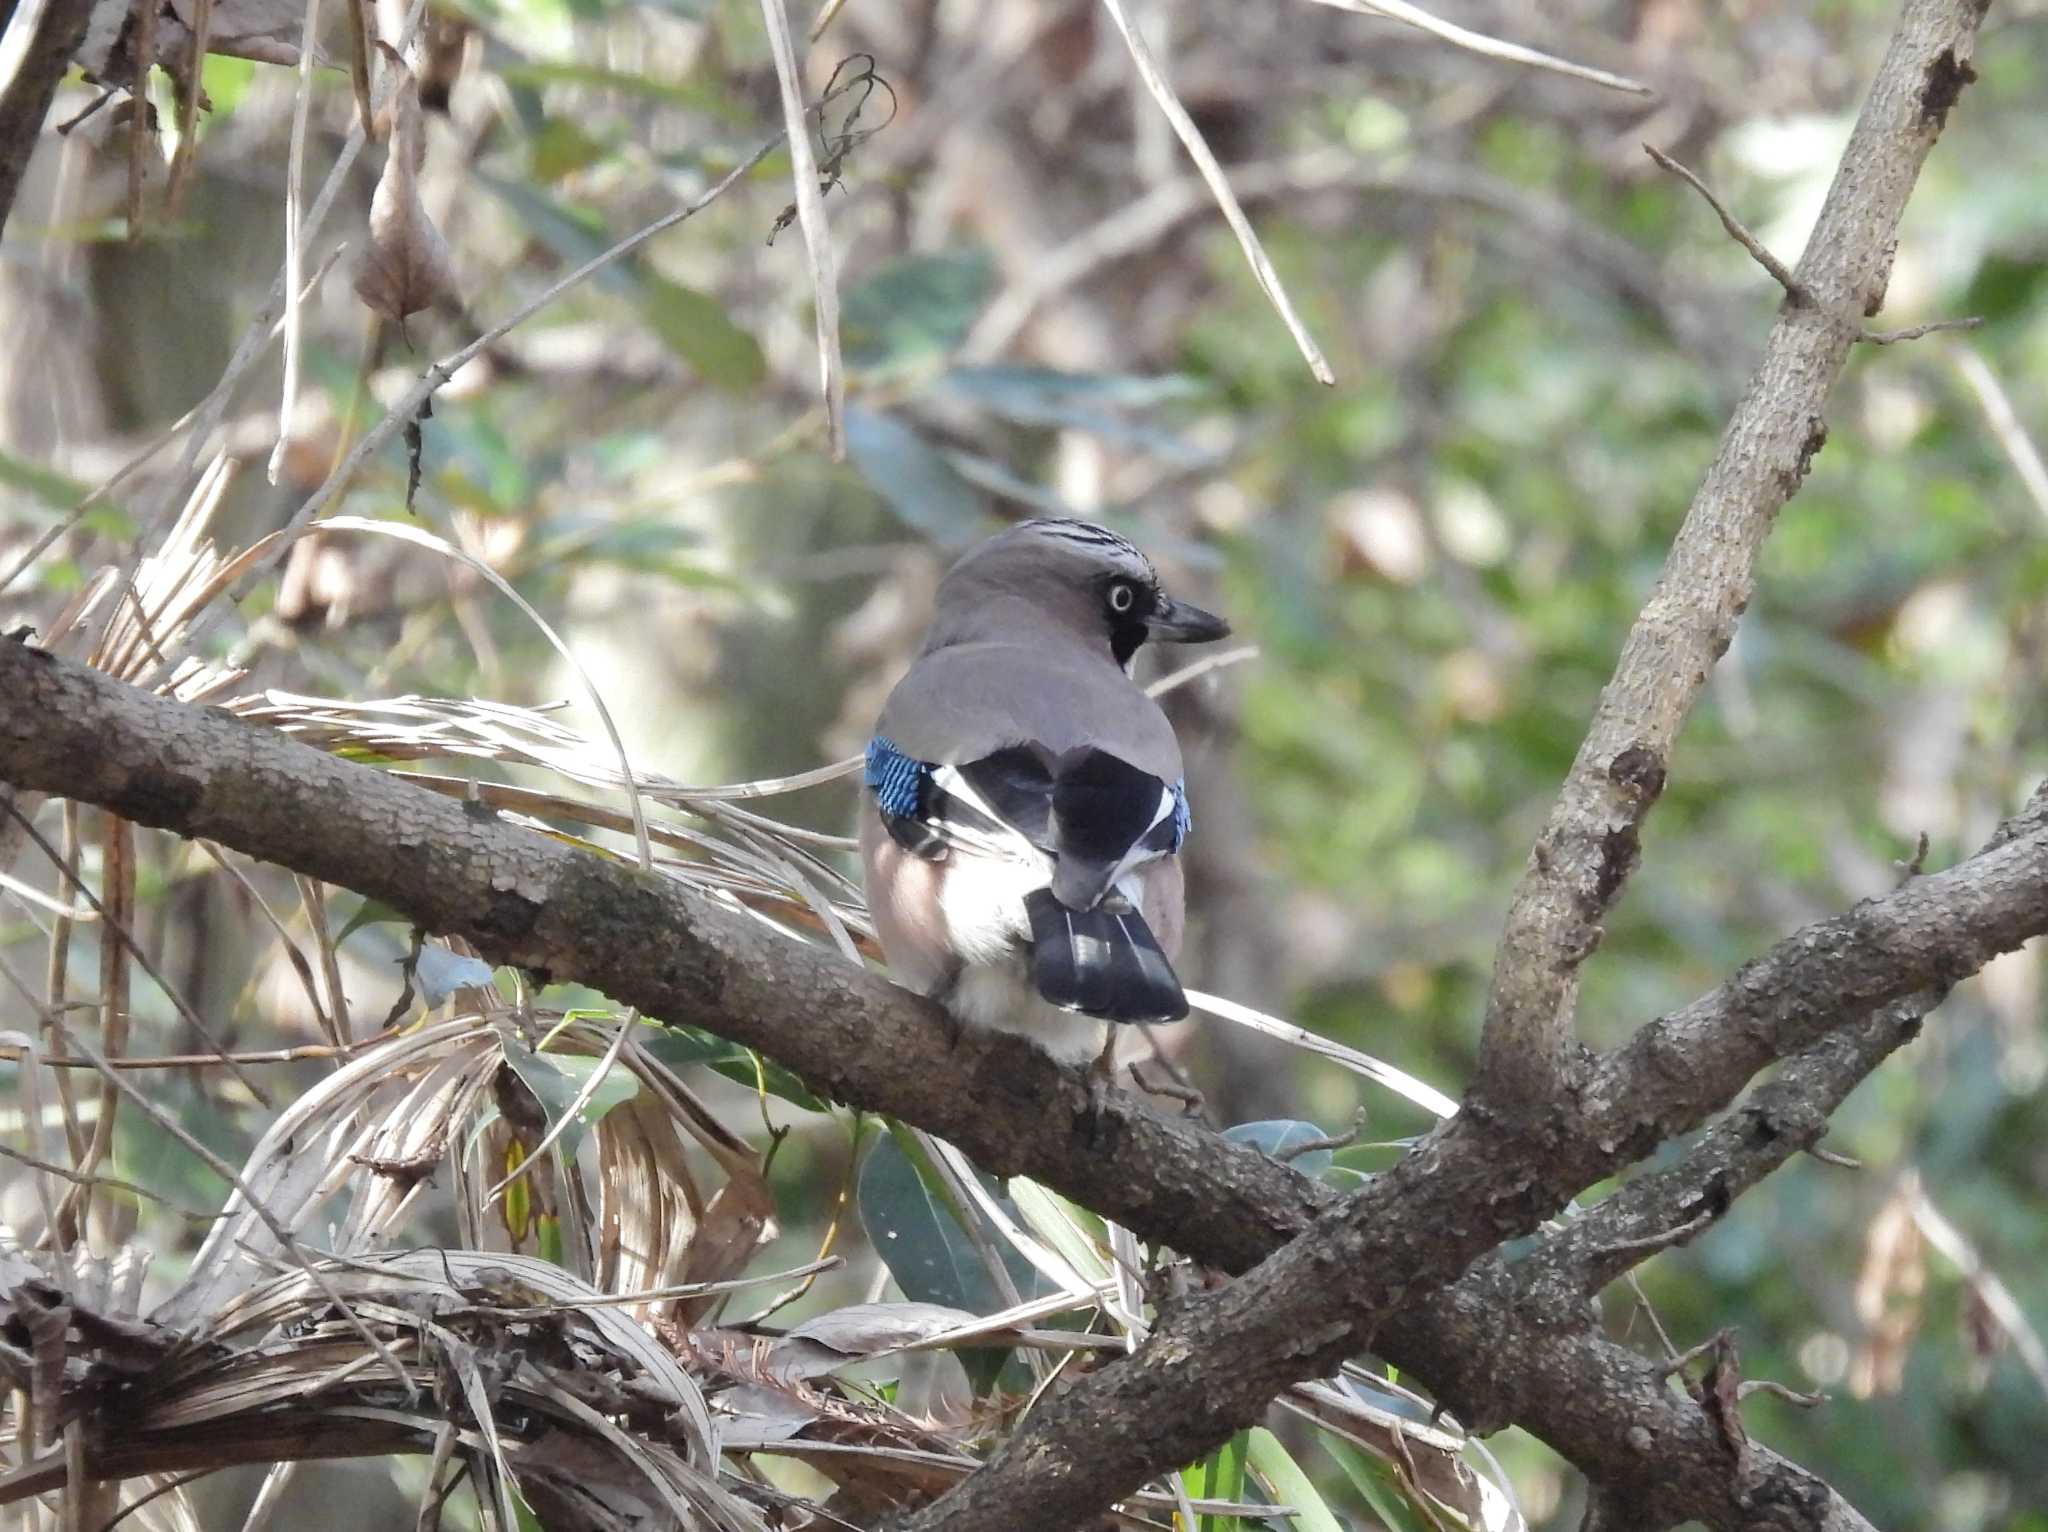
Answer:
xmin=933 ymin=518 xmax=1231 ymax=668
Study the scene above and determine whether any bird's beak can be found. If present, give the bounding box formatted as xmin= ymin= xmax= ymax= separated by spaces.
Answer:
xmin=1148 ymin=596 xmax=1231 ymax=644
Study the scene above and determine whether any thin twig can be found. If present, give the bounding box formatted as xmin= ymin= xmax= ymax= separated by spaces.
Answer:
xmin=1145 ymin=643 xmax=1260 ymax=699
xmin=1652 ymin=1327 xmax=1730 ymax=1382
xmin=760 ymin=0 xmax=846 ymax=456
xmin=1309 ymin=0 xmax=1654 ymax=96
xmin=197 ymin=842 xmax=331 ymax=1039
xmin=206 ymin=125 xmax=799 ymax=620
xmin=807 ymin=0 xmax=853 ymax=42
xmin=0 ymin=866 xmax=96 ymax=920
xmin=163 ymin=0 xmax=212 ymax=214
xmin=1861 ymin=315 xmax=1980 ymax=344
xmin=0 ymin=1037 xmax=392 ymax=1068
xmin=124 ymin=0 xmax=158 ymax=240
xmin=267 ymin=0 xmax=326 ymax=486
xmin=0 ymin=1141 xmax=218 ymax=1221
xmin=1100 ymin=0 xmax=1335 ymax=385
xmin=1948 ymin=344 xmax=2048 ymax=524
xmin=344 ymin=0 xmax=375 ymax=133
xmin=1735 ymin=1379 xmax=1827 ymax=1408
xmin=1581 ymin=1207 xmax=1715 ymax=1264
xmin=3 ymin=804 xmax=274 ymax=1107
xmin=47 ymin=1021 xmax=417 ymax=1393
xmin=1644 ymin=143 xmax=1803 ymax=299
xmin=1274 ymin=1110 xmax=1369 ymax=1162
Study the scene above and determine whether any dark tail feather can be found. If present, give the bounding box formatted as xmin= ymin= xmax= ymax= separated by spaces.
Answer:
xmin=1024 ymin=889 xmax=1188 ymax=1023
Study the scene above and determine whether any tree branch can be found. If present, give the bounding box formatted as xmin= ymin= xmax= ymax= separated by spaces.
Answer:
xmin=1473 ymin=0 xmax=1990 ymax=1111
xmin=0 ymin=0 xmax=95 ymax=238
xmin=4 ymin=643 xmax=2044 ymax=1529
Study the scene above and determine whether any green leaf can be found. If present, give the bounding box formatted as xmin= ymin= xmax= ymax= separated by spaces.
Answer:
xmin=638 ymin=274 xmax=766 ymax=390
xmin=500 ymin=1041 xmax=641 ymax=1164
xmin=1324 ymin=1438 xmax=1436 ymax=1532
xmin=0 ymin=451 xmax=130 ymax=535
xmin=1194 ymin=1430 xmax=1249 ymax=1532
xmin=841 ymin=249 xmax=995 ymax=369
xmin=844 ymin=407 xmax=994 ymax=549
xmin=1246 ymin=1428 xmax=1345 ymax=1532
xmin=641 ymin=1025 xmax=830 ymax=1112
xmin=857 ymin=1129 xmax=1052 ymax=1318
xmin=937 ymin=365 xmax=1211 ymax=464
xmin=338 ymin=897 xmax=409 ymax=945
xmin=1223 ymin=1119 xmax=1336 ymax=1177
xmin=529 ymin=117 xmax=609 ymax=182
xmin=414 ymin=946 xmax=498 ymax=1005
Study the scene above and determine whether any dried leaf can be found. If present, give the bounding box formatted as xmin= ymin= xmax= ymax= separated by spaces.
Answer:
xmin=354 ymin=48 xmax=457 ymax=327
xmin=768 ymin=1301 xmax=981 ymax=1380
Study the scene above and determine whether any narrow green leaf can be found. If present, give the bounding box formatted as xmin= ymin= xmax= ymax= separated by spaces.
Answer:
xmin=1198 ymin=1431 xmax=1249 ymax=1532
xmin=1324 ymin=1438 xmax=1436 ymax=1532
xmin=500 ymin=1042 xmax=640 ymax=1165
xmin=638 ymin=274 xmax=766 ymax=390
xmin=1246 ymin=1427 xmax=1345 ymax=1532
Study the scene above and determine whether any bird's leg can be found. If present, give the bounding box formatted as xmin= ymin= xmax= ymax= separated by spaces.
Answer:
xmin=1129 ymin=1058 xmax=1207 ymax=1121
xmin=1090 ymin=1026 xmax=1121 ymax=1089
xmin=1079 ymin=1026 xmax=1123 ymax=1146
xmin=931 ymin=971 xmax=967 ymax=1050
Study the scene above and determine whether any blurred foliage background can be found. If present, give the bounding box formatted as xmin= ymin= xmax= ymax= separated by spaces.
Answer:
xmin=3 ymin=0 xmax=2047 ymax=1527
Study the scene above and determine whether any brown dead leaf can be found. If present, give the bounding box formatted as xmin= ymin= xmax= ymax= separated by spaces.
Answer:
xmin=353 ymin=45 xmax=457 ymax=327
xmin=672 ymin=1166 xmax=777 ymax=1325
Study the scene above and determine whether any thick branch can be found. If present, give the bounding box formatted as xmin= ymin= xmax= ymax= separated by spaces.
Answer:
xmin=898 ymin=831 xmax=2048 ymax=1530
xmin=1474 ymin=0 xmax=1989 ymax=1109
xmin=0 ymin=0 xmax=95 ymax=237
xmin=5 ymin=641 xmax=2044 ymax=1529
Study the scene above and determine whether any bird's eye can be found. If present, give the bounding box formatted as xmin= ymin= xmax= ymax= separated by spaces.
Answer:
xmin=1107 ymin=581 xmax=1137 ymax=614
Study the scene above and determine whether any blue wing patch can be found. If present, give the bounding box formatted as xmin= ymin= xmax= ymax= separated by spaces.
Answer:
xmin=865 ymin=735 xmax=929 ymax=820
xmin=1170 ymin=779 xmax=1191 ymax=851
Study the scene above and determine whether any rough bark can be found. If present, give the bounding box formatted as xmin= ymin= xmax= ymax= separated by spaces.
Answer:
xmin=4 ymin=643 xmax=2044 ymax=1530
xmin=1473 ymin=0 xmax=1992 ymax=1112
xmin=0 ymin=2 xmax=2010 ymax=1524
xmin=0 ymin=0 xmax=94 ymax=237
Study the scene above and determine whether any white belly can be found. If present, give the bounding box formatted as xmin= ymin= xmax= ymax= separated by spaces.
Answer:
xmin=947 ymin=959 xmax=1109 ymax=1062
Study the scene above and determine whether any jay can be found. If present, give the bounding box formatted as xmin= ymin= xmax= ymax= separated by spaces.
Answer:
xmin=859 ymin=518 xmax=1229 ymax=1063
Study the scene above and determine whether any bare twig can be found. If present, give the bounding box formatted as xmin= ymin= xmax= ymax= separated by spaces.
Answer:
xmin=0 ymin=1140 xmax=218 ymax=1221
xmin=1644 ymin=143 xmax=1803 ymax=298
xmin=1580 ymin=1207 xmax=1716 ymax=1264
xmin=1310 ymin=0 xmax=1654 ymax=97
xmin=45 ymin=1021 xmax=416 ymax=1391
xmin=1649 ymin=143 xmax=1982 ymax=348
xmin=4 ymin=803 xmax=273 ymax=1106
xmin=267 ymin=0 xmax=326 ymax=487
xmin=125 ymin=0 xmax=159 ymax=240
xmin=1736 ymin=1380 xmax=1827 ymax=1408
xmin=1474 ymin=0 xmax=1987 ymax=1113
xmin=1948 ymin=344 xmax=2048 ymax=523
xmin=1099 ymin=0 xmax=1335 ymax=386
xmin=759 ymin=0 xmax=846 ymax=457
xmin=0 ymin=0 xmax=97 ymax=238
xmin=162 ymin=0 xmax=212 ymax=214
xmin=1861 ymin=315 xmax=1980 ymax=343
